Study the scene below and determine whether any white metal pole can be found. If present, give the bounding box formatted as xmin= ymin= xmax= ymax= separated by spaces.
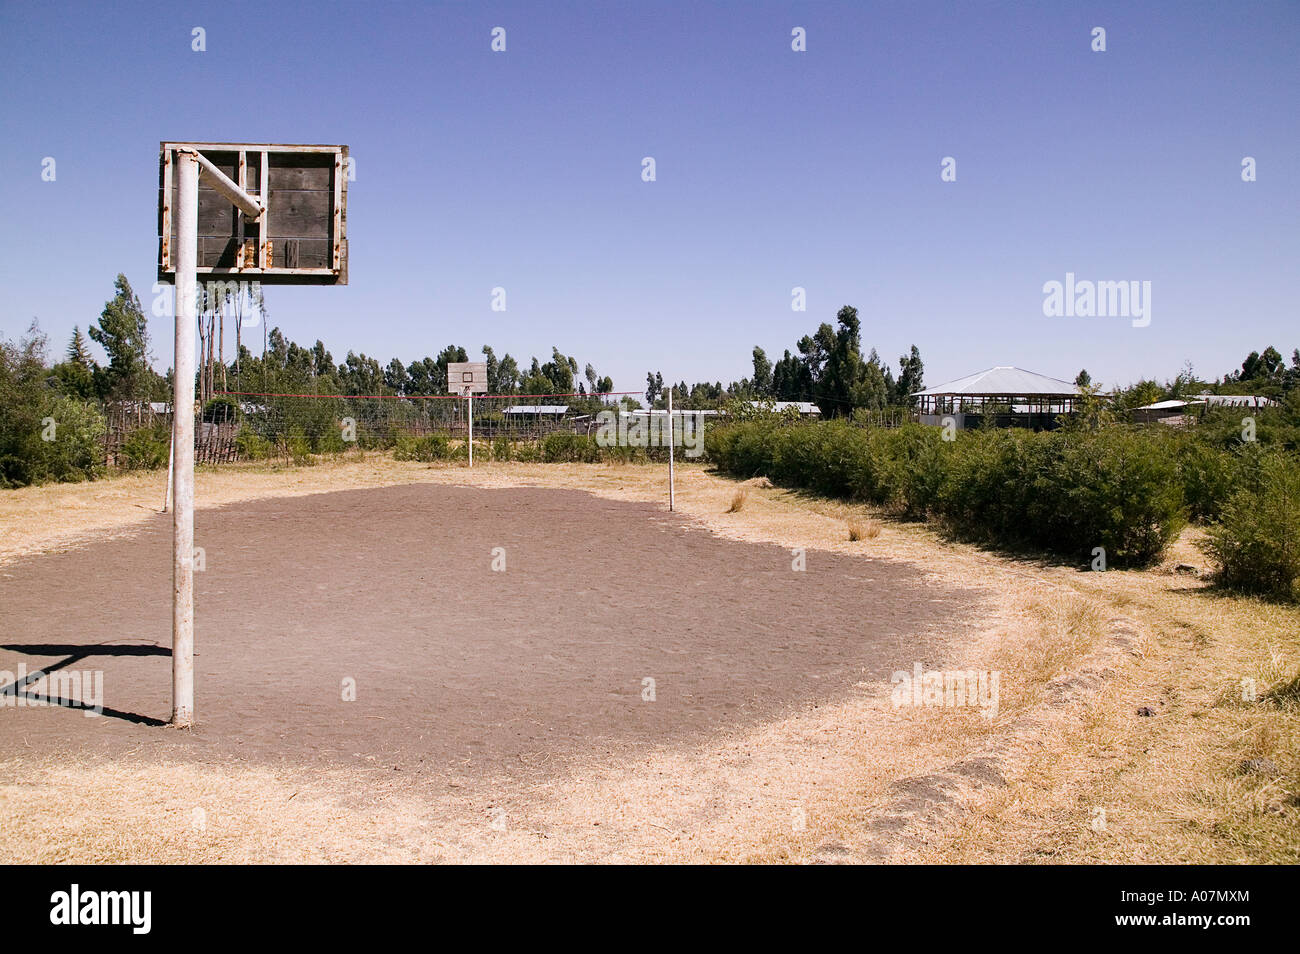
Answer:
xmin=172 ymin=150 xmax=198 ymax=728
xmin=468 ymin=393 xmax=474 ymax=468
xmin=163 ymin=432 xmax=174 ymax=513
xmin=667 ymin=387 xmax=675 ymax=512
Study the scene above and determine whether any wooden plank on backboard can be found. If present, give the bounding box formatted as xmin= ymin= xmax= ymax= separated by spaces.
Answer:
xmin=260 ymin=150 xmax=269 ymax=269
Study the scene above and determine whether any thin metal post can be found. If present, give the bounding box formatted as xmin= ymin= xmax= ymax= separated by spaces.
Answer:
xmin=172 ymin=150 xmax=198 ymax=728
xmin=667 ymin=387 xmax=675 ymax=512
xmin=163 ymin=432 xmax=174 ymax=513
xmin=468 ymin=393 xmax=474 ymax=467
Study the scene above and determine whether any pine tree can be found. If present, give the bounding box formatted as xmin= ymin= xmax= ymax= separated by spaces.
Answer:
xmin=67 ymin=326 xmax=93 ymax=368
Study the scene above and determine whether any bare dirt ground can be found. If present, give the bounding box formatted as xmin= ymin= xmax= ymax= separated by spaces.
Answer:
xmin=1 ymin=454 xmax=1296 ymax=863
xmin=0 ymin=483 xmax=969 ymax=773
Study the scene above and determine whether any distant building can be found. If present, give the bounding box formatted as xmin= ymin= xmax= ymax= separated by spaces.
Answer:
xmin=915 ymin=367 xmax=1081 ymax=430
xmin=501 ymin=405 xmax=570 ymax=417
xmin=759 ymin=401 xmax=821 ymax=417
xmin=1133 ymin=393 xmax=1277 ymax=425
xmin=1192 ymin=394 xmax=1277 ymax=409
xmin=1132 ymin=399 xmax=1205 ymax=425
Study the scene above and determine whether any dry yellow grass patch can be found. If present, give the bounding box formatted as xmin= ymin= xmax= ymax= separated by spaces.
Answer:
xmin=911 ymin=570 xmax=1300 ymax=864
xmin=726 ymin=489 xmax=748 ymax=513
xmin=847 ymin=517 xmax=880 ymax=542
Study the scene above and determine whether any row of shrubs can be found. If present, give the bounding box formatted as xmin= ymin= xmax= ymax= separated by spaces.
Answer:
xmin=705 ymin=421 xmax=1300 ymax=598
xmin=393 ymin=430 xmax=682 ymax=464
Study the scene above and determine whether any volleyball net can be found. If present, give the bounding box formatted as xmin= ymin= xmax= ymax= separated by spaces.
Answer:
xmin=196 ymin=389 xmax=669 ymax=462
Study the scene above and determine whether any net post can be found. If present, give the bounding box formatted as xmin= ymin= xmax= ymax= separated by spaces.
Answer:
xmin=667 ymin=387 xmax=675 ymax=512
xmin=171 ymin=150 xmax=197 ymax=728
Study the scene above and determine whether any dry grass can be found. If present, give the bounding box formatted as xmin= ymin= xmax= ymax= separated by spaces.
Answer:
xmin=847 ymin=517 xmax=880 ymax=542
xmin=2 ymin=454 xmax=1296 ymax=863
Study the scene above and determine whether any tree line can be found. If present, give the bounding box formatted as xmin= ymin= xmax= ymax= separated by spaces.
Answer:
xmin=646 ymin=305 xmax=926 ymax=417
xmin=4 ymin=271 xmax=1298 ymax=488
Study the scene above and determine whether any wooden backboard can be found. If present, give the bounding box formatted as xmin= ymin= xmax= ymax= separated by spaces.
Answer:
xmin=158 ymin=142 xmax=348 ymax=285
xmin=447 ymin=362 xmax=488 ymax=395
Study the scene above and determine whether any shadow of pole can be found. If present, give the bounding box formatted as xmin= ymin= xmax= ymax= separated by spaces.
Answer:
xmin=0 ymin=643 xmax=172 ymax=727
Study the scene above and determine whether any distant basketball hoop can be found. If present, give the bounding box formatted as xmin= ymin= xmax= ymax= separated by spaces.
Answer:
xmin=447 ymin=362 xmax=488 ymax=466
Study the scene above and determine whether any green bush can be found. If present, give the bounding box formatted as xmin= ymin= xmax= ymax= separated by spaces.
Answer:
xmin=235 ymin=428 xmax=274 ymax=460
xmin=708 ymin=420 xmax=1188 ymax=566
xmin=0 ymin=395 xmax=107 ymax=487
xmin=201 ymin=396 xmax=239 ymax=425
xmin=393 ymin=433 xmax=450 ymax=462
xmin=119 ymin=422 xmax=170 ymax=470
xmin=315 ymin=427 xmax=347 ymax=456
xmin=868 ymin=425 xmax=949 ymax=516
xmin=1044 ymin=430 xmax=1185 ymax=565
xmin=492 ymin=436 xmax=512 ymax=462
xmin=1201 ymin=450 xmax=1300 ymax=601
xmin=284 ymin=429 xmax=314 ymax=466
xmin=1176 ymin=439 xmax=1244 ymax=522
xmin=542 ymin=431 xmax=600 ymax=462
xmin=513 ymin=441 xmax=542 ymax=462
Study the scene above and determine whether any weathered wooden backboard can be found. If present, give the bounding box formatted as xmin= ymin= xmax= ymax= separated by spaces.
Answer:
xmin=447 ymin=362 xmax=488 ymax=396
xmin=158 ymin=142 xmax=348 ymax=285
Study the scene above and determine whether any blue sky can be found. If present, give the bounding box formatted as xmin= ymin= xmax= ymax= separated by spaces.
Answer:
xmin=1 ymin=0 xmax=1296 ymax=393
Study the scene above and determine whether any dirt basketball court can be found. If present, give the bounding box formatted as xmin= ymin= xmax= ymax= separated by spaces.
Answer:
xmin=3 ymin=461 xmax=1292 ymax=864
xmin=0 ymin=482 xmax=977 ymax=782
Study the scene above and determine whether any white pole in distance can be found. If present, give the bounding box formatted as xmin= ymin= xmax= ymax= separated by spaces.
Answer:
xmin=171 ymin=150 xmax=198 ymax=728
xmin=667 ymin=386 xmax=675 ymax=512
xmin=163 ymin=431 xmax=174 ymax=513
xmin=468 ymin=392 xmax=474 ymax=467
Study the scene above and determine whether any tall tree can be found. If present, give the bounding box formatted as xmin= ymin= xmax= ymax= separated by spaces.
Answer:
xmin=432 ymin=344 xmax=469 ymax=393
xmin=51 ymin=326 xmax=96 ymax=400
xmin=88 ymin=274 xmax=151 ymax=413
xmin=67 ymin=326 xmax=92 ymax=367
xmin=384 ymin=357 xmax=410 ymax=395
xmin=645 ymin=371 xmax=663 ymax=406
xmin=541 ymin=347 xmax=578 ymax=394
xmin=771 ymin=349 xmax=812 ymax=401
xmin=801 ymin=305 xmax=867 ymax=417
xmin=751 ymin=347 xmax=773 ymax=396
xmin=481 ymin=345 xmax=519 ymax=393
xmin=895 ymin=345 xmax=925 ymax=406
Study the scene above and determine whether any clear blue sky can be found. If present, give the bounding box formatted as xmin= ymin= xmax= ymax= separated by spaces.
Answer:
xmin=2 ymin=0 xmax=1296 ymax=393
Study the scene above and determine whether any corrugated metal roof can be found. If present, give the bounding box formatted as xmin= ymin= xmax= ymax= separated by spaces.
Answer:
xmin=916 ymin=366 xmax=1080 ymax=397
xmin=1193 ymin=394 xmax=1277 ymax=407
xmin=502 ymin=405 xmax=569 ymax=415
xmin=1135 ymin=399 xmax=1205 ymax=411
xmin=618 ymin=409 xmax=721 ymax=416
